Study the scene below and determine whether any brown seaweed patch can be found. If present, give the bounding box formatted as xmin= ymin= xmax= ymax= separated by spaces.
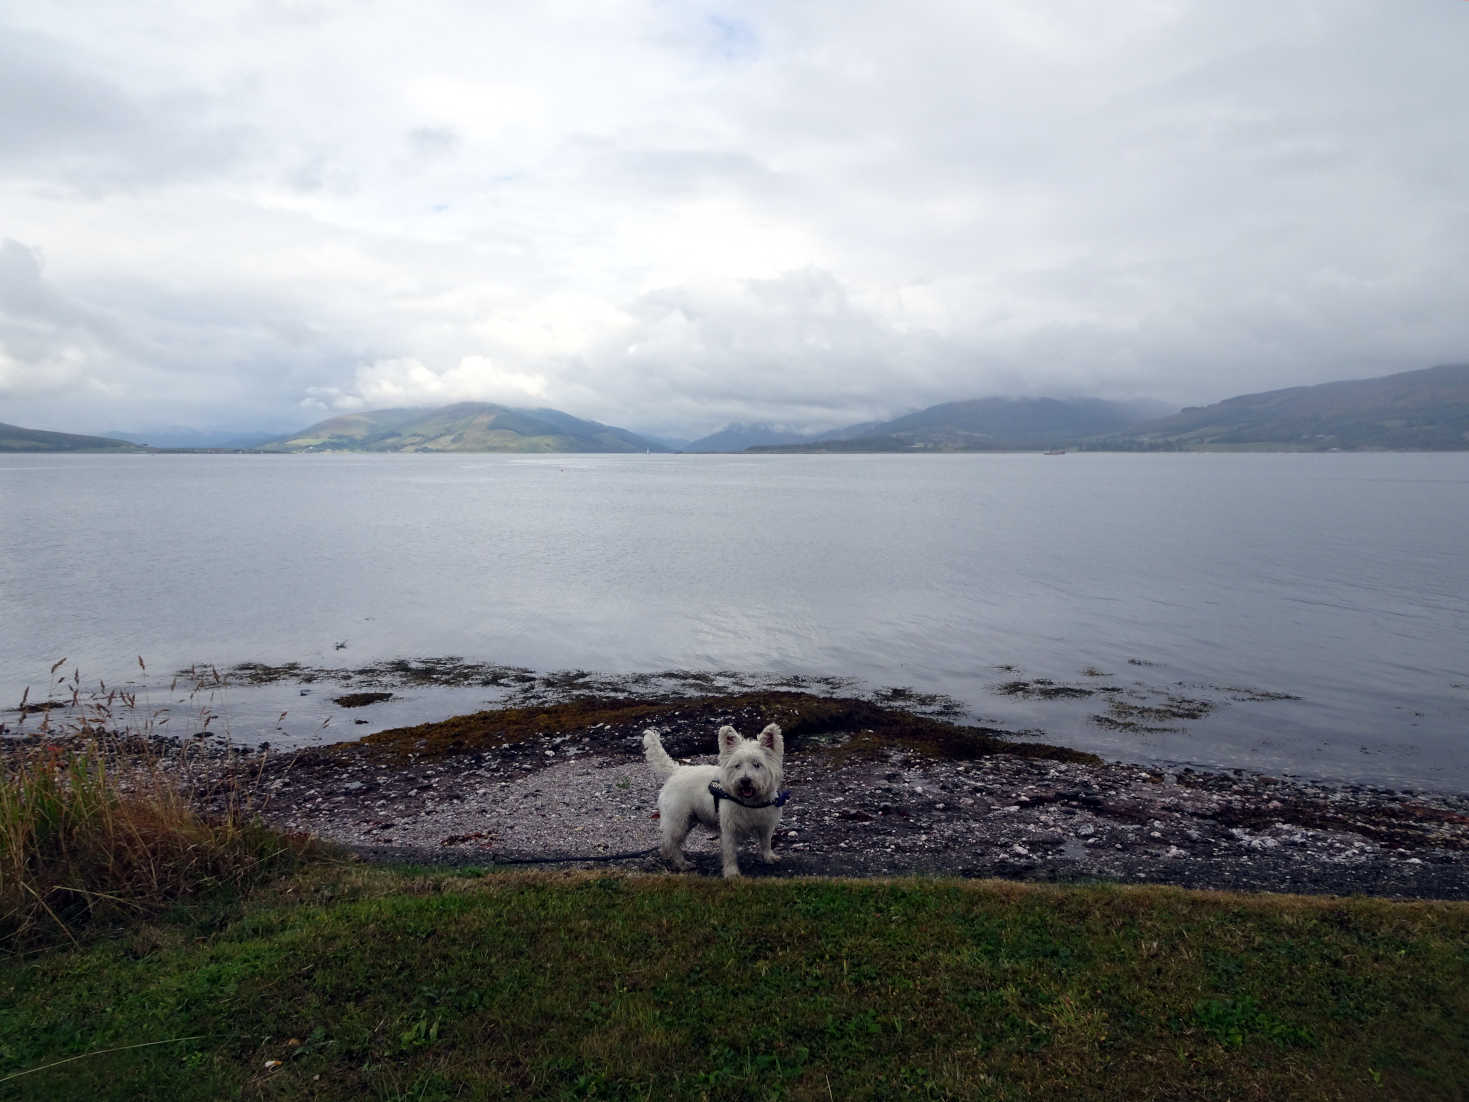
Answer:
xmin=364 ymin=658 xmax=536 ymax=687
xmin=350 ymin=691 xmax=1100 ymax=768
xmin=1216 ymin=685 xmax=1302 ymax=703
xmin=1091 ymin=714 xmax=1178 ymax=735
xmin=230 ymin=661 xmax=313 ymax=684
xmin=333 ymin=692 xmax=394 ymax=708
xmin=12 ymin=700 xmax=70 ymax=717
xmin=870 ymin=685 xmax=966 ymax=717
xmin=995 ymin=679 xmax=1096 ymax=700
xmin=1093 ymin=695 xmax=1214 ymax=733
xmin=228 ymin=657 xmax=540 ymax=689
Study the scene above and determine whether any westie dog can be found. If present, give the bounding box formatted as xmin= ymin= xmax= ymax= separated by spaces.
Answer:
xmin=642 ymin=723 xmax=785 ymax=878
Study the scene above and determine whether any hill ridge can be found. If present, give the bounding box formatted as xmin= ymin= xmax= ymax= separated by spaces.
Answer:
xmin=261 ymin=402 xmax=671 ymax=454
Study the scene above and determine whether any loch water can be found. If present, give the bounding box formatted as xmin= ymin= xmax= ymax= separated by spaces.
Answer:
xmin=2 ymin=451 xmax=1466 ymax=790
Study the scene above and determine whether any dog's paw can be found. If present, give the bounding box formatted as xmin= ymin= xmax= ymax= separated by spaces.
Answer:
xmin=722 ymin=864 xmax=742 ymax=878
xmin=761 ymin=852 xmax=781 ymax=864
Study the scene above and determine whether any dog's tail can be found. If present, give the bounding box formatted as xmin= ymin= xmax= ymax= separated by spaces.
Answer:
xmin=642 ymin=728 xmax=679 ymax=780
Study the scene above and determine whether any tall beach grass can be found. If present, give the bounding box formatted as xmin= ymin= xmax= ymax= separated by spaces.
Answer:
xmin=1 ymin=659 xmax=314 ymax=950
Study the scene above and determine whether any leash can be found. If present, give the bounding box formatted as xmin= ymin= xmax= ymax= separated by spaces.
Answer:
xmin=488 ymin=845 xmax=660 ymax=865
xmin=708 ymin=781 xmax=791 ymax=810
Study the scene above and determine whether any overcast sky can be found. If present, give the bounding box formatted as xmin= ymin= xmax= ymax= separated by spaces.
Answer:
xmin=2 ymin=0 xmax=1466 ymax=439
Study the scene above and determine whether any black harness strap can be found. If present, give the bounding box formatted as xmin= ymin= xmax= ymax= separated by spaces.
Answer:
xmin=708 ymin=781 xmax=791 ymax=810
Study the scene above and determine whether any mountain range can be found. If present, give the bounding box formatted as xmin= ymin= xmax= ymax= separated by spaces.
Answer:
xmin=1092 ymin=362 xmax=1469 ymax=451
xmin=683 ymin=423 xmax=820 ymax=452
xmin=5 ymin=362 xmax=1468 ymax=454
xmin=748 ymin=396 xmax=1167 ymax=453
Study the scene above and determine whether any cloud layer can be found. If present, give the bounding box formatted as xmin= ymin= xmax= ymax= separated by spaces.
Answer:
xmin=3 ymin=0 xmax=1466 ymax=437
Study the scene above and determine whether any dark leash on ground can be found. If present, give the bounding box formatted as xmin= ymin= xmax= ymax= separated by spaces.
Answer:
xmin=484 ymin=782 xmax=792 ymax=866
xmin=490 ymin=845 xmax=660 ymax=865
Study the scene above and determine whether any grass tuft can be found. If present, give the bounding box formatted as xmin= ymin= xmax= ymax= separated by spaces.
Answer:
xmin=1 ymin=735 xmax=315 ymax=949
xmin=2 ymin=661 xmax=318 ymax=951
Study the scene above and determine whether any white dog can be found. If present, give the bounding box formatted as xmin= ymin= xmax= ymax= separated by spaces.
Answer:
xmin=642 ymin=723 xmax=785 ymax=878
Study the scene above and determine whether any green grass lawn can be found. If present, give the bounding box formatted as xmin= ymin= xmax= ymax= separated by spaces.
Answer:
xmin=3 ymin=867 xmax=1466 ymax=1101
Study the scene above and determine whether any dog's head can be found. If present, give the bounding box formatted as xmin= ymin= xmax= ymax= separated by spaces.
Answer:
xmin=717 ymin=723 xmax=783 ymax=802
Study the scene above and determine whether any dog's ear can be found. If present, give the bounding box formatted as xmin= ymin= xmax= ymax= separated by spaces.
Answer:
xmin=758 ymin=723 xmax=783 ymax=757
xmin=717 ymin=725 xmax=741 ymax=757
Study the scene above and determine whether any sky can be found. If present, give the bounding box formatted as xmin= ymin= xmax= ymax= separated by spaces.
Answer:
xmin=2 ymin=0 xmax=1466 ymax=441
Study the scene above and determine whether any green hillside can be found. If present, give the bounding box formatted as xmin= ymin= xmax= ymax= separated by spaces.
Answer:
xmin=753 ymin=397 xmax=1156 ymax=452
xmin=261 ymin=402 xmax=669 ymax=453
xmin=1099 ymin=363 xmax=1469 ymax=451
xmin=0 ymin=422 xmax=144 ymax=452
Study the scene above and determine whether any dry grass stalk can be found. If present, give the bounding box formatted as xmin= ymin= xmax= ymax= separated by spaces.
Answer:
xmin=2 ymin=660 xmax=314 ymax=950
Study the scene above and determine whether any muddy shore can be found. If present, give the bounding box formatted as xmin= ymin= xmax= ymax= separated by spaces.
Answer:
xmin=168 ymin=690 xmax=1469 ymax=900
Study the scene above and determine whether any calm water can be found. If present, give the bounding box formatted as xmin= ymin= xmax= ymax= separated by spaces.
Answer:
xmin=3 ymin=452 xmax=1467 ymax=790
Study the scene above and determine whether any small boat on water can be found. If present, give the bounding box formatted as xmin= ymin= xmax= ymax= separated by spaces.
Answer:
xmin=1044 ymin=448 xmax=1066 ymax=455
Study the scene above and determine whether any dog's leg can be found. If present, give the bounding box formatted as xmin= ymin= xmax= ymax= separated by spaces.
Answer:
xmin=719 ymin=807 xmax=742 ymax=878
xmin=661 ymin=812 xmax=695 ymax=871
xmin=758 ymin=817 xmax=781 ymax=864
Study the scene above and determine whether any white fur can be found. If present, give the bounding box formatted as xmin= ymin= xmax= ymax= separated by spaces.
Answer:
xmin=642 ymin=723 xmax=784 ymax=878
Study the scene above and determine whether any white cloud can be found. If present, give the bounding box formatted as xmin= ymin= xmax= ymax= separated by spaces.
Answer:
xmin=311 ymin=355 xmax=551 ymax=412
xmin=1 ymin=0 xmax=1466 ymax=435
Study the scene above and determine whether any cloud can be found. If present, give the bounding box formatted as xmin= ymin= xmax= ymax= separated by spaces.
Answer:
xmin=0 ymin=29 xmax=255 ymax=195
xmin=1 ymin=1 xmax=1466 ymax=436
xmin=305 ymin=355 xmax=550 ymax=413
xmin=0 ymin=239 xmax=127 ymax=399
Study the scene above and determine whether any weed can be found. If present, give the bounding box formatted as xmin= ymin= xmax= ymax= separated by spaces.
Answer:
xmin=1190 ymin=994 xmax=1316 ymax=1049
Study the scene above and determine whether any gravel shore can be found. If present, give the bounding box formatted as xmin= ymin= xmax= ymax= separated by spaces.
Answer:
xmin=188 ymin=692 xmax=1469 ymax=900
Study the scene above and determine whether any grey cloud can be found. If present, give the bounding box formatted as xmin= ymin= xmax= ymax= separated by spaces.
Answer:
xmin=573 ymin=270 xmax=958 ymax=434
xmin=0 ymin=238 xmax=126 ymax=360
xmin=0 ymin=235 xmax=360 ymax=429
xmin=0 ymin=27 xmax=256 ymax=194
xmin=408 ymin=127 xmax=461 ymax=159
xmin=284 ymin=149 xmax=359 ymax=195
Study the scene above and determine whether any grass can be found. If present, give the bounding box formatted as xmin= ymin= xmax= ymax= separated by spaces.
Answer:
xmin=2 ymin=867 xmax=1465 ymax=1101
xmin=2 ymin=661 xmax=315 ymax=950
xmin=0 ymin=738 xmax=311 ymax=949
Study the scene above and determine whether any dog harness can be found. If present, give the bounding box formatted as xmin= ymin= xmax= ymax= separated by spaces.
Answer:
xmin=708 ymin=780 xmax=791 ymax=810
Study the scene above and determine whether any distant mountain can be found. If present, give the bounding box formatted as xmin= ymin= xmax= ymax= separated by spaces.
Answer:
xmin=684 ymin=423 xmax=817 ymax=452
xmin=640 ymin=433 xmax=693 ymax=452
xmin=105 ymin=427 xmax=282 ymax=450
xmin=1097 ymin=363 xmax=1469 ymax=451
xmin=751 ymin=397 xmax=1160 ymax=452
xmin=261 ymin=402 xmax=672 ymax=453
xmin=0 ymin=422 xmax=144 ymax=452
